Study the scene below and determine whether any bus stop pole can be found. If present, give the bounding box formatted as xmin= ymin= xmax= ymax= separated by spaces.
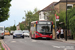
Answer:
xmin=55 ymin=15 xmax=56 ymax=39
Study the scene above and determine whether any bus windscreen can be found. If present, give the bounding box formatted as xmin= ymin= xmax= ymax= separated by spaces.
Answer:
xmin=37 ymin=24 xmax=52 ymax=33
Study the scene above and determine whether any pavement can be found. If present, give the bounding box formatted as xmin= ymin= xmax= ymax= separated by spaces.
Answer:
xmin=0 ymin=35 xmax=75 ymax=50
xmin=56 ymin=39 xmax=75 ymax=44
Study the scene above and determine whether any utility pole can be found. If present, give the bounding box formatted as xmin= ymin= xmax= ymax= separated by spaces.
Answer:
xmin=55 ymin=14 xmax=56 ymax=39
xmin=65 ymin=0 xmax=67 ymax=41
xmin=24 ymin=11 xmax=26 ymax=30
xmin=14 ymin=20 xmax=16 ymax=25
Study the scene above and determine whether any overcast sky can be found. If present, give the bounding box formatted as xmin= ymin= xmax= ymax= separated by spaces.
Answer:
xmin=0 ymin=0 xmax=60 ymax=27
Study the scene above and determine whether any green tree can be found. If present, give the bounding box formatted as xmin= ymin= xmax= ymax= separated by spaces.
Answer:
xmin=24 ymin=8 xmax=39 ymax=30
xmin=0 ymin=0 xmax=12 ymax=22
xmin=56 ymin=7 xmax=75 ymax=39
xmin=20 ymin=23 xmax=25 ymax=30
xmin=5 ymin=25 xmax=16 ymax=32
xmin=47 ymin=9 xmax=56 ymax=24
xmin=69 ymin=16 xmax=75 ymax=39
xmin=5 ymin=27 xmax=10 ymax=32
xmin=68 ymin=7 xmax=75 ymax=39
xmin=56 ymin=11 xmax=66 ymax=29
xmin=5 ymin=27 xmax=10 ymax=30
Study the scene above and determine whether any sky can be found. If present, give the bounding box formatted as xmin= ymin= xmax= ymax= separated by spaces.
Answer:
xmin=0 ymin=0 xmax=60 ymax=27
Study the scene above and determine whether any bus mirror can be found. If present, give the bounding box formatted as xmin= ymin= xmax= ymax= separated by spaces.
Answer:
xmin=53 ymin=25 xmax=55 ymax=28
xmin=34 ymin=24 xmax=36 ymax=27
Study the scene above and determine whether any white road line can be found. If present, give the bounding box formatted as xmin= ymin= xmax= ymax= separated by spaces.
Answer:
xmin=32 ymin=40 xmax=37 ymax=42
xmin=52 ymin=45 xmax=60 ymax=48
xmin=64 ymin=48 xmax=67 ymax=50
xmin=11 ymin=41 xmax=16 ymax=43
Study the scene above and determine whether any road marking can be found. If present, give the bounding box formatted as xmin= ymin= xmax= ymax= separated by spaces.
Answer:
xmin=32 ymin=40 xmax=37 ymax=42
xmin=4 ymin=43 xmax=10 ymax=50
xmin=2 ymin=43 xmax=7 ymax=50
xmin=1 ymin=40 xmax=10 ymax=50
xmin=52 ymin=45 xmax=60 ymax=48
xmin=11 ymin=41 xmax=16 ymax=43
xmin=64 ymin=48 xmax=67 ymax=50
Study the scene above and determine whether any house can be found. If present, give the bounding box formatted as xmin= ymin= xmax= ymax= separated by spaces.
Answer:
xmin=39 ymin=2 xmax=57 ymax=21
xmin=16 ymin=25 xmax=20 ymax=30
xmin=54 ymin=0 xmax=75 ymax=13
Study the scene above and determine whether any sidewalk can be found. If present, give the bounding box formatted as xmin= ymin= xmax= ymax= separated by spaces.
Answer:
xmin=56 ymin=39 xmax=75 ymax=44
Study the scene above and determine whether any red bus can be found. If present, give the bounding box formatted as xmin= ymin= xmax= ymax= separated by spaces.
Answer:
xmin=30 ymin=21 xmax=53 ymax=39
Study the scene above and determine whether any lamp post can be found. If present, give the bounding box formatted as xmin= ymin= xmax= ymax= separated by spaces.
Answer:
xmin=24 ymin=11 xmax=26 ymax=30
xmin=65 ymin=0 xmax=67 ymax=41
xmin=14 ymin=20 xmax=16 ymax=25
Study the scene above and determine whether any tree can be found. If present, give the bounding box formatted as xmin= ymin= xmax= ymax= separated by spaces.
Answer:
xmin=68 ymin=7 xmax=75 ymax=39
xmin=56 ymin=11 xmax=66 ymax=29
xmin=5 ymin=25 xmax=16 ymax=32
xmin=24 ymin=8 xmax=39 ymax=30
xmin=20 ymin=23 xmax=25 ymax=30
xmin=56 ymin=7 xmax=75 ymax=39
xmin=0 ymin=0 xmax=12 ymax=22
xmin=69 ymin=16 xmax=75 ymax=39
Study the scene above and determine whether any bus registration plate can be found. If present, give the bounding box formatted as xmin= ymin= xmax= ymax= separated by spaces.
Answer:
xmin=42 ymin=37 xmax=46 ymax=38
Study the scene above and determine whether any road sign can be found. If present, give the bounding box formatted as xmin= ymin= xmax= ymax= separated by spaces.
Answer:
xmin=56 ymin=16 xmax=59 ymax=21
xmin=56 ymin=16 xmax=59 ymax=19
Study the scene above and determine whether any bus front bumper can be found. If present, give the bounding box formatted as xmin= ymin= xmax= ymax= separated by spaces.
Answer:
xmin=35 ymin=35 xmax=53 ymax=39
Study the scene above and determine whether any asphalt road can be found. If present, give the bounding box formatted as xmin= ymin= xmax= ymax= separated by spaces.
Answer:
xmin=2 ymin=35 xmax=75 ymax=50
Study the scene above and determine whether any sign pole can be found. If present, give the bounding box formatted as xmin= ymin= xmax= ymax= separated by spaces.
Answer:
xmin=55 ymin=14 xmax=56 ymax=39
xmin=65 ymin=0 xmax=67 ymax=41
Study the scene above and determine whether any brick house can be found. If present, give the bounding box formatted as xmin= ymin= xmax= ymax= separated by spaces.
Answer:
xmin=54 ymin=0 xmax=75 ymax=13
xmin=39 ymin=2 xmax=57 ymax=21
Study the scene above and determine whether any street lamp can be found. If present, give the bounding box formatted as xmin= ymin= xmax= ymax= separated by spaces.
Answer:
xmin=65 ymin=0 xmax=67 ymax=41
xmin=14 ymin=20 xmax=16 ymax=25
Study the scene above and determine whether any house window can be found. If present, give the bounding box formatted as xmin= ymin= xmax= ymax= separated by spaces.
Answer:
xmin=39 ymin=13 xmax=41 ymax=19
xmin=67 ymin=4 xmax=73 ymax=10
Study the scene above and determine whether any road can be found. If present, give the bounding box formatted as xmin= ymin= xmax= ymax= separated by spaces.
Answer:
xmin=2 ymin=35 xmax=75 ymax=50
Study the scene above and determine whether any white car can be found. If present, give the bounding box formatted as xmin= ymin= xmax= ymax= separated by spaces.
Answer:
xmin=10 ymin=31 xmax=14 ymax=35
xmin=0 ymin=26 xmax=5 ymax=39
xmin=23 ymin=30 xmax=30 ymax=37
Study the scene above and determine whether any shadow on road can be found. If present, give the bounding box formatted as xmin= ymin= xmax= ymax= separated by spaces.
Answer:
xmin=33 ymin=38 xmax=56 ymax=41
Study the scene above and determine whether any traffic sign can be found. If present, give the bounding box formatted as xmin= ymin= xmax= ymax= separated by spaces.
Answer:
xmin=56 ymin=16 xmax=59 ymax=19
xmin=56 ymin=16 xmax=59 ymax=21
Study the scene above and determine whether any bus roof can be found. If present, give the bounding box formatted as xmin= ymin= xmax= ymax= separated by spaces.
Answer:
xmin=31 ymin=21 xmax=37 ymax=23
xmin=0 ymin=26 xmax=4 ymax=27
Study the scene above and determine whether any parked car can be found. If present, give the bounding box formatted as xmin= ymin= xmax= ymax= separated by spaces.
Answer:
xmin=10 ymin=31 xmax=14 ymax=35
xmin=13 ymin=30 xmax=24 ymax=39
xmin=23 ymin=30 xmax=30 ymax=37
xmin=0 ymin=26 xmax=5 ymax=39
xmin=4 ymin=30 xmax=10 ymax=35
